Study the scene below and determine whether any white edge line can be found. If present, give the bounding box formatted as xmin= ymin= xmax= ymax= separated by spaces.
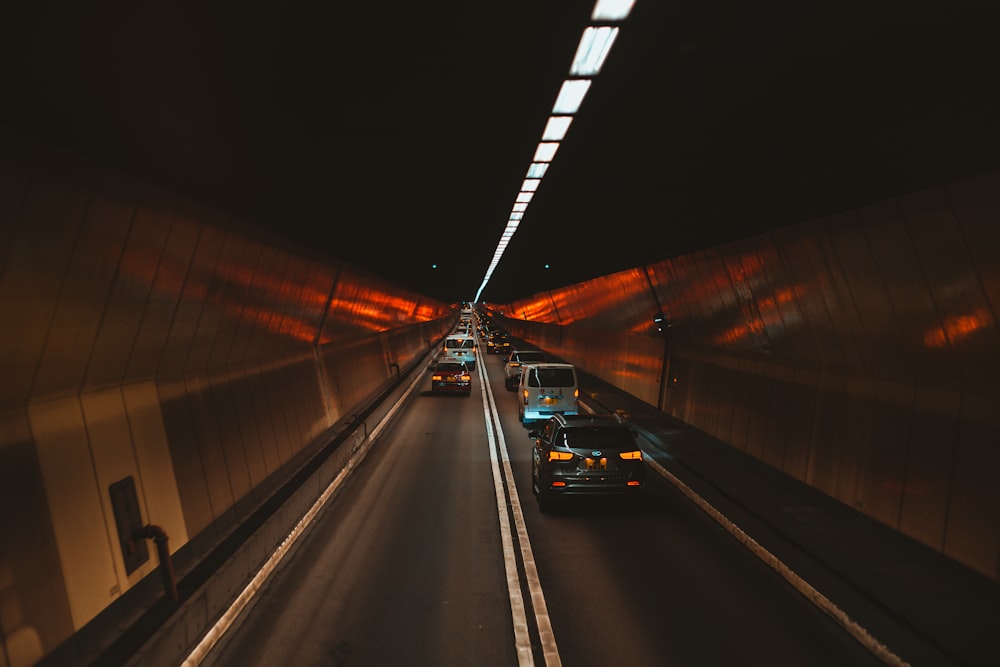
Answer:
xmin=479 ymin=349 xmax=535 ymax=666
xmin=629 ymin=428 xmax=910 ymax=667
xmin=482 ymin=355 xmax=563 ymax=667
xmin=181 ymin=361 xmax=429 ymax=666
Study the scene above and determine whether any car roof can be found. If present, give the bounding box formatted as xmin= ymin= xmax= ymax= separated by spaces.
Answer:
xmin=552 ymin=413 xmax=627 ymax=428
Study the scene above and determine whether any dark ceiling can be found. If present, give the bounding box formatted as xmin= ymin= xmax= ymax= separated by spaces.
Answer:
xmin=3 ymin=1 xmax=999 ymax=305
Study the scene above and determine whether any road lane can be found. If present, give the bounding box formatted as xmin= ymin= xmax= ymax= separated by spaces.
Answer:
xmin=198 ymin=340 xmax=889 ymax=667
xmin=201 ymin=371 xmax=518 ymax=666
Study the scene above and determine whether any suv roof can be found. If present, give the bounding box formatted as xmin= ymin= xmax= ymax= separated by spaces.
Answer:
xmin=549 ymin=413 xmax=627 ymax=428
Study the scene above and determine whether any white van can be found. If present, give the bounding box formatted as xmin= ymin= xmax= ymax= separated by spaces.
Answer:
xmin=443 ymin=334 xmax=477 ymax=370
xmin=517 ymin=362 xmax=579 ymax=423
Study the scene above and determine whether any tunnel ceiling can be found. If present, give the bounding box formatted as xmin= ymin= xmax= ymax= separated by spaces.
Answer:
xmin=3 ymin=1 xmax=999 ymax=305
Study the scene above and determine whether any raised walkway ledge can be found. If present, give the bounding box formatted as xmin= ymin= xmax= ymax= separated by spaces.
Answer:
xmin=576 ymin=366 xmax=1000 ymax=667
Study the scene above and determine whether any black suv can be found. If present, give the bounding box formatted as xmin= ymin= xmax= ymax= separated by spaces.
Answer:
xmin=529 ymin=413 xmax=644 ymax=512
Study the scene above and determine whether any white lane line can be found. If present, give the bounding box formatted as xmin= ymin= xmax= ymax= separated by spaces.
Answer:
xmin=478 ymin=349 xmax=534 ymax=666
xmin=181 ymin=359 xmax=430 ymax=666
xmin=480 ymin=355 xmax=562 ymax=667
xmin=587 ymin=397 xmax=909 ymax=667
xmin=638 ymin=453 xmax=907 ymax=666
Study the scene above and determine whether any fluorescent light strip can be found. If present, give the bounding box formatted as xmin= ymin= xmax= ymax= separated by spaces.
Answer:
xmin=526 ymin=163 xmax=548 ymax=179
xmin=542 ymin=116 xmax=573 ymax=141
xmin=552 ymin=79 xmax=591 ymax=114
xmin=533 ymin=142 xmax=559 ymax=162
xmin=571 ymin=27 xmax=619 ymax=76
xmin=474 ymin=1 xmax=635 ymax=303
xmin=592 ymin=0 xmax=635 ymax=21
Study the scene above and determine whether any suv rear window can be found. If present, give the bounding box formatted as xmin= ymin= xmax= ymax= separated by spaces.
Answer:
xmin=561 ymin=428 xmax=634 ymax=449
xmin=528 ymin=367 xmax=575 ymax=387
xmin=446 ymin=339 xmax=475 ymax=349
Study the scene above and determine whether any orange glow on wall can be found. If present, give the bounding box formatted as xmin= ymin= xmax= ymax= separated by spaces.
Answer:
xmin=117 ymin=233 xmax=449 ymax=350
xmin=774 ymin=287 xmax=796 ymax=304
xmin=922 ymin=309 xmax=992 ymax=348
xmin=608 ymin=356 xmax=662 ymax=382
xmin=517 ymin=295 xmax=558 ymax=323
xmin=710 ymin=289 xmax=805 ymax=347
xmin=756 ymin=287 xmax=796 ymax=312
xmin=494 ymin=245 xmax=819 ymax=353
xmin=509 ymin=269 xmax=652 ymax=327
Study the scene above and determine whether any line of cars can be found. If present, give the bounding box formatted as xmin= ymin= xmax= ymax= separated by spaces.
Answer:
xmin=506 ymin=354 xmax=645 ymax=512
xmin=500 ymin=333 xmax=645 ymax=512
xmin=430 ymin=307 xmax=645 ymax=511
xmin=429 ymin=308 xmax=479 ymax=396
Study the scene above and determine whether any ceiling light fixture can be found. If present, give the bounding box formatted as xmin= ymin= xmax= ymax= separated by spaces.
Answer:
xmin=551 ymin=79 xmax=592 ymax=114
xmin=570 ymin=27 xmax=619 ymax=76
xmin=542 ymin=116 xmax=574 ymax=141
xmin=592 ymin=0 xmax=635 ymax=21
xmin=473 ymin=0 xmax=636 ymax=303
xmin=532 ymin=142 xmax=560 ymax=162
xmin=526 ymin=163 xmax=549 ymax=179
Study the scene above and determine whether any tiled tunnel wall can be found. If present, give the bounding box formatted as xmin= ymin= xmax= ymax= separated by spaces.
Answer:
xmin=0 ymin=128 xmax=452 ymax=666
xmin=494 ymin=170 xmax=1000 ymax=584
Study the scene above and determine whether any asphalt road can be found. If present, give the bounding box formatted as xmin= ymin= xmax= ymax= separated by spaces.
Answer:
xmin=200 ymin=347 xmax=886 ymax=667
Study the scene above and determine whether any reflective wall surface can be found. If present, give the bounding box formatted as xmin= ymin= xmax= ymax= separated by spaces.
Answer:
xmin=490 ymin=170 xmax=1000 ymax=584
xmin=0 ymin=127 xmax=452 ymax=666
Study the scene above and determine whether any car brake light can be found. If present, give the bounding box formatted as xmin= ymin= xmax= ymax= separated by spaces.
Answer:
xmin=619 ymin=450 xmax=642 ymax=460
xmin=548 ymin=451 xmax=574 ymax=462
xmin=431 ymin=374 xmax=443 ymax=381
xmin=551 ymin=481 xmax=567 ymax=487
xmin=461 ymin=374 xmax=471 ymax=381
